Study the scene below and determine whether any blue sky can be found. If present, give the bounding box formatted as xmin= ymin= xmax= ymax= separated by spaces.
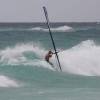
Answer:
xmin=0 ymin=0 xmax=100 ymax=22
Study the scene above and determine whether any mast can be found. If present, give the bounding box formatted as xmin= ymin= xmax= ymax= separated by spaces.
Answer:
xmin=43 ymin=6 xmax=62 ymax=71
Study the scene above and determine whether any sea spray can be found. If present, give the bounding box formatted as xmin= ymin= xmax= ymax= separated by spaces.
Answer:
xmin=0 ymin=43 xmax=45 ymax=64
xmin=55 ymin=40 xmax=100 ymax=76
xmin=0 ymin=42 xmax=53 ymax=69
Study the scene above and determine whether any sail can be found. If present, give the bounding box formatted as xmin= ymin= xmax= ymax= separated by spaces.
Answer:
xmin=43 ymin=6 xmax=62 ymax=71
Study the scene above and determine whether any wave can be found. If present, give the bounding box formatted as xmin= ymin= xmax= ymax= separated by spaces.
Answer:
xmin=31 ymin=25 xmax=73 ymax=32
xmin=0 ymin=43 xmax=44 ymax=64
xmin=1 ymin=40 xmax=100 ymax=76
xmin=53 ymin=40 xmax=100 ymax=76
xmin=0 ymin=75 xmax=18 ymax=87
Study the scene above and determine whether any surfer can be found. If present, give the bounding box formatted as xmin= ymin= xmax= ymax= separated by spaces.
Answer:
xmin=45 ymin=50 xmax=54 ymax=66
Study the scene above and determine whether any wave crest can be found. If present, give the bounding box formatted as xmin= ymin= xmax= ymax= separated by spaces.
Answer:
xmin=55 ymin=40 xmax=100 ymax=76
xmin=0 ymin=43 xmax=46 ymax=65
xmin=31 ymin=25 xmax=73 ymax=32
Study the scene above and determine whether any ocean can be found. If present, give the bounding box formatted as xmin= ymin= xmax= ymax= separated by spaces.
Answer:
xmin=0 ymin=22 xmax=100 ymax=100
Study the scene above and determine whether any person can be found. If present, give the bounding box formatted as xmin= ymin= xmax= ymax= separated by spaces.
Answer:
xmin=45 ymin=50 xmax=54 ymax=65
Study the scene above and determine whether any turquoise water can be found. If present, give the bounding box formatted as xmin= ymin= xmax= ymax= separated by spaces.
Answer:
xmin=0 ymin=23 xmax=100 ymax=100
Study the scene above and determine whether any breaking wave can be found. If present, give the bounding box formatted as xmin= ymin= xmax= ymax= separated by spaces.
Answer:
xmin=56 ymin=40 xmax=100 ymax=76
xmin=0 ymin=40 xmax=100 ymax=76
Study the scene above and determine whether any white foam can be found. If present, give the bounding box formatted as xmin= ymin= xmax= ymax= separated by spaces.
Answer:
xmin=0 ymin=42 xmax=56 ymax=71
xmin=0 ymin=42 xmax=46 ymax=65
xmin=31 ymin=25 xmax=73 ymax=32
xmin=1 ymin=40 xmax=100 ymax=76
xmin=51 ymin=40 xmax=100 ymax=76
xmin=51 ymin=25 xmax=73 ymax=32
xmin=0 ymin=75 xmax=18 ymax=87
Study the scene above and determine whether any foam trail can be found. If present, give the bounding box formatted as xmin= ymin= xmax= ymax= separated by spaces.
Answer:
xmin=31 ymin=25 xmax=73 ymax=32
xmin=0 ymin=75 xmax=18 ymax=87
xmin=51 ymin=40 xmax=100 ymax=76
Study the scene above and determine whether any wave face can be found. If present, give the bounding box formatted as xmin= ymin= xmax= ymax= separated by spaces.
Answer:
xmin=0 ymin=23 xmax=100 ymax=100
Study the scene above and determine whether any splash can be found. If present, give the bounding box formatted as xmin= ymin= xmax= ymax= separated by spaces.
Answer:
xmin=54 ymin=40 xmax=100 ymax=76
xmin=0 ymin=28 xmax=28 ymax=31
xmin=0 ymin=42 xmax=52 ymax=69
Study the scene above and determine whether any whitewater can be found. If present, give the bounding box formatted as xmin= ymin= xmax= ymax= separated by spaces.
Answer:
xmin=1 ymin=40 xmax=100 ymax=76
xmin=0 ymin=22 xmax=100 ymax=100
